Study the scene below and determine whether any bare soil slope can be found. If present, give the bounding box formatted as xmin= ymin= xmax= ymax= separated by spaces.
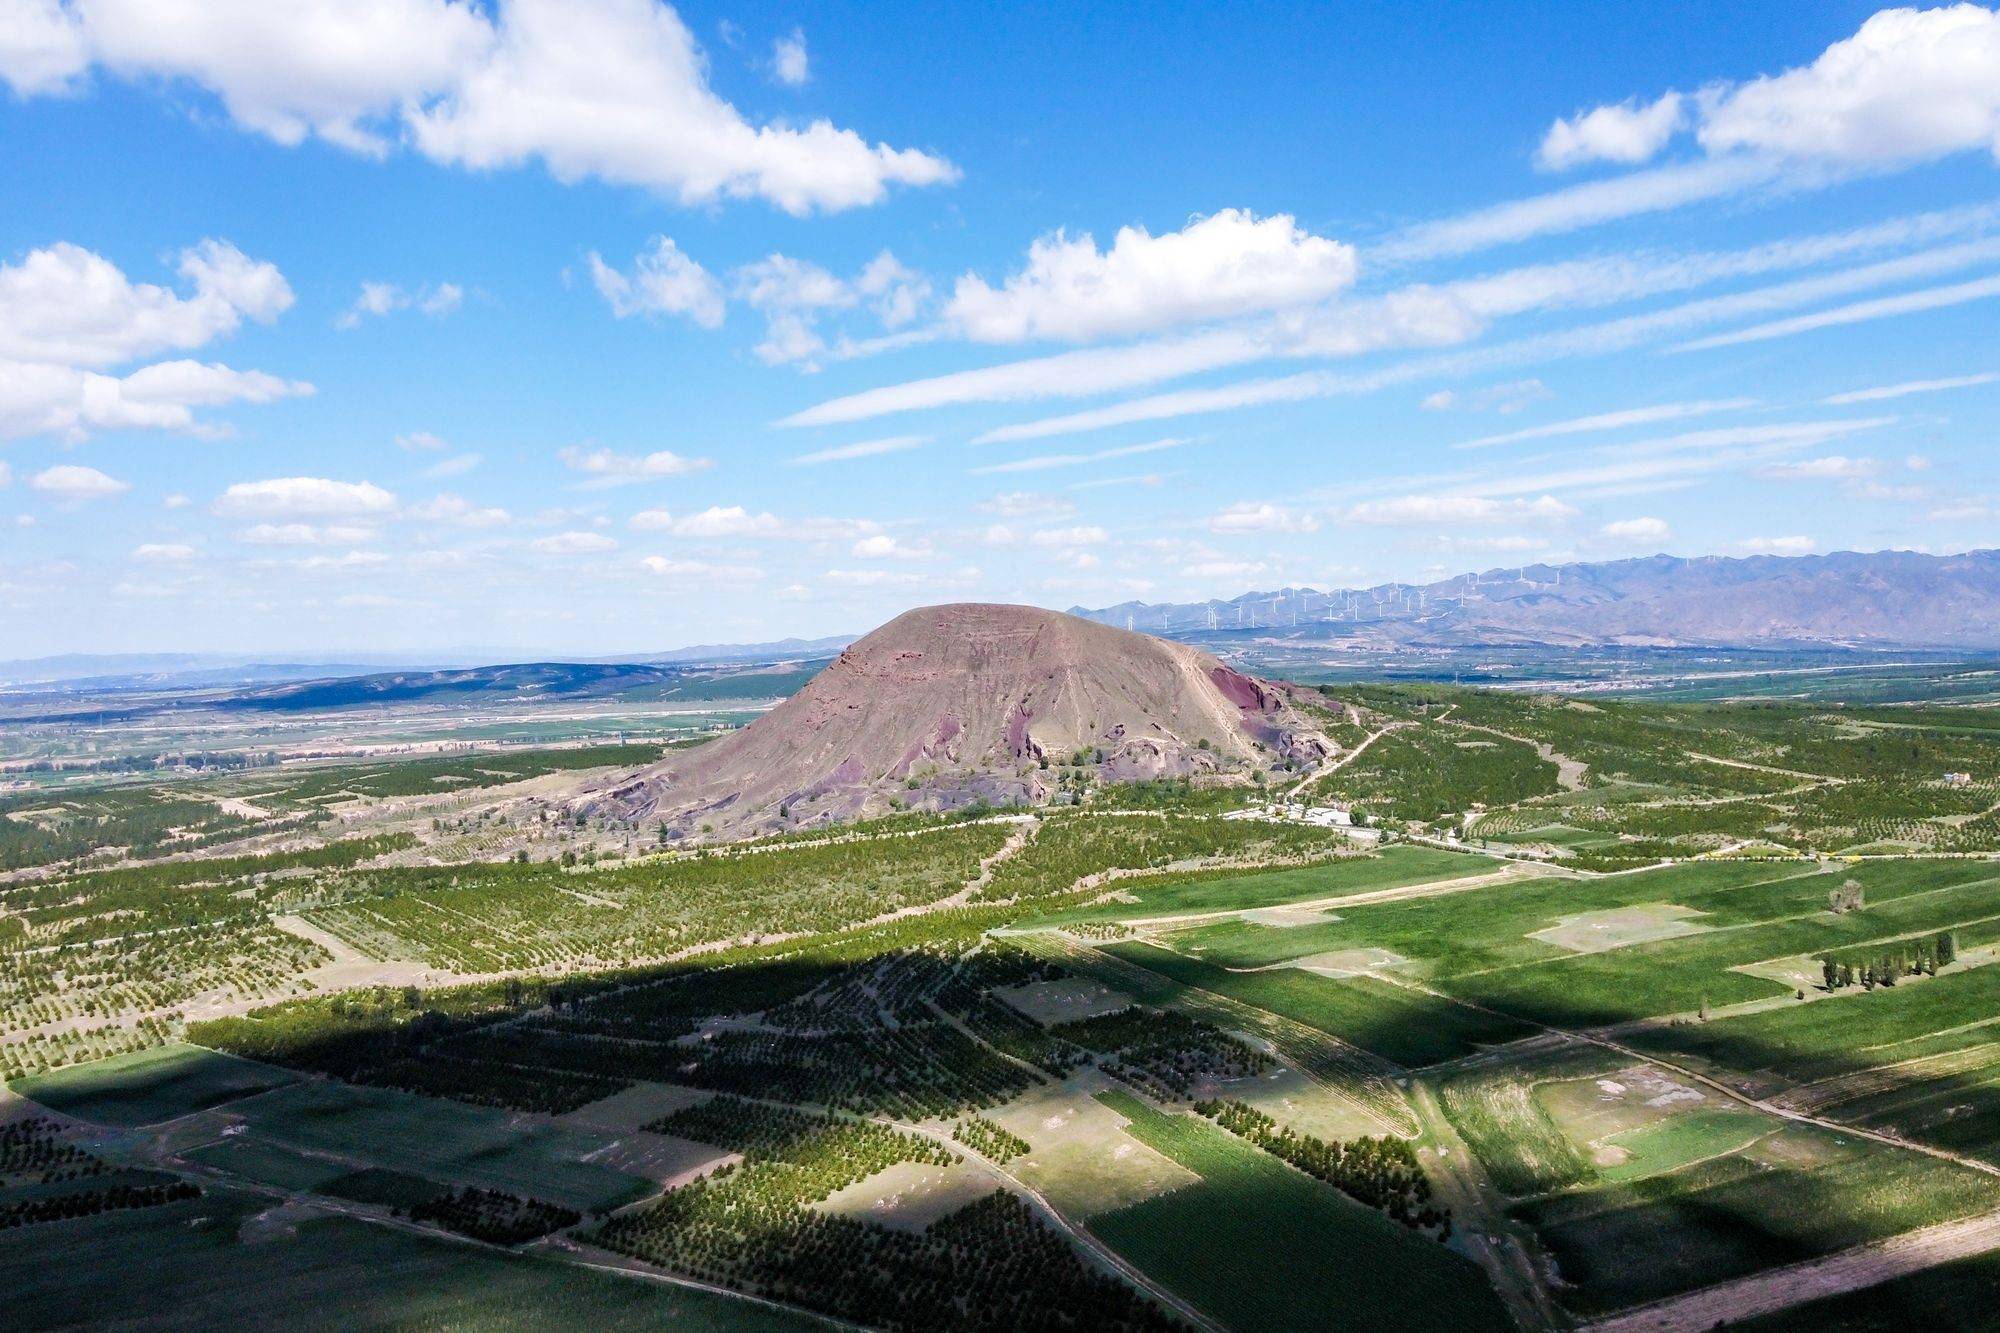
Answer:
xmin=587 ymin=603 xmax=1327 ymax=836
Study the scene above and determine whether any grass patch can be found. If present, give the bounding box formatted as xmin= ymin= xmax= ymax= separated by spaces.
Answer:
xmin=1022 ymin=846 xmax=1499 ymax=926
xmin=1512 ymin=1128 xmax=1995 ymax=1315
xmin=1597 ymin=1108 xmax=1772 ymax=1182
xmin=230 ymin=1080 xmax=652 ymax=1214
xmin=1100 ymin=940 xmax=1534 ymax=1067
xmin=13 ymin=1045 xmax=297 ymax=1127
xmin=0 ymin=1186 xmax=816 ymax=1330
xmin=317 ymin=1167 xmax=448 ymax=1210
xmin=1088 ymin=1090 xmax=1508 ymax=1332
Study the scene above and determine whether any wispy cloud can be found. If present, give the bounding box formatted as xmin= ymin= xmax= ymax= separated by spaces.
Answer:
xmin=1822 ymin=371 xmax=1999 ymax=404
xmin=1675 ymin=273 xmax=2000 ymax=352
xmin=968 ymin=438 xmax=1187 ymax=476
xmin=1455 ymin=398 xmax=1756 ymax=450
xmin=787 ymin=434 xmax=929 ymax=466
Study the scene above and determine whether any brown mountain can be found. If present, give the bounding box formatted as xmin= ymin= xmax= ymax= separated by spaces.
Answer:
xmin=586 ymin=602 xmax=1328 ymax=836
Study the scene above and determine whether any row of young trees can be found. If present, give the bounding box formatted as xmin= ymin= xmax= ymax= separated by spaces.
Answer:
xmin=1196 ymin=1099 xmax=1450 ymax=1238
xmin=1820 ymin=932 xmax=1957 ymax=991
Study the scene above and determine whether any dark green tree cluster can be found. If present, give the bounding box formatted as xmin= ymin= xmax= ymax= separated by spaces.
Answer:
xmin=0 ymin=1179 xmax=199 ymax=1228
xmin=651 ymin=1096 xmax=954 ymax=1172
xmin=408 ymin=1186 xmax=581 ymax=1245
xmin=0 ymin=1116 xmax=108 ymax=1185
xmin=953 ymin=1114 xmax=1031 ymax=1163
xmin=1054 ymin=1007 xmax=1271 ymax=1098
xmin=595 ymin=1128 xmax=1182 ymax=1333
xmin=1196 ymin=1099 xmax=1450 ymax=1237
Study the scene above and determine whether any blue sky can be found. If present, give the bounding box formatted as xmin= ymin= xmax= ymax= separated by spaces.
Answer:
xmin=2 ymin=0 xmax=1997 ymax=657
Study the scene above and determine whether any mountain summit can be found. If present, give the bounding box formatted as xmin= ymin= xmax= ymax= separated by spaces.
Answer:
xmin=588 ymin=603 xmax=1327 ymax=836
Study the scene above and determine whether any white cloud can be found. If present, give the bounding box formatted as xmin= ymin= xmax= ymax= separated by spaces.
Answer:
xmin=131 ymin=542 xmax=195 ymax=562
xmin=1823 ymin=371 xmax=2000 ymax=403
xmin=293 ymin=550 xmax=389 ymax=572
xmin=407 ymin=492 xmax=509 ymax=527
xmin=729 ymin=250 xmax=931 ymax=369
xmin=588 ymin=237 xmax=724 ymax=327
xmin=786 ymin=208 xmax=2000 ymax=432
xmin=639 ymin=554 xmax=762 ymax=580
xmin=1421 ymin=379 xmax=1551 ymax=414
xmin=0 ymin=237 xmax=308 ymax=441
xmin=335 ymin=279 xmax=462 ymax=328
xmin=1403 ymin=6 xmax=2000 ymax=260
xmin=1455 ymin=398 xmax=1757 ymax=450
xmin=0 ymin=0 xmax=89 ymax=95
xmin=213 ymin=477 xmax=397 ymax=518
xmin=0 ymin=461 xmax=9 ymax=487
xmin=781 ymin=328 xmax=1263 ymax=428
xmin=422 ymin=451 xmax=482 ymax=479
xmin=406 ymin=0 xmax=956 ymax=213
xmin=531 ymin=529 xmax=617 ymax=555
xmin=1538 ymin=92 xmax=1684 ymax=170
xmin=29 ymin=463 xmax=129 ymax=499
xmin=770 ymin=28 xmax=808 ymax=86
xmin=1600 ymin=516 xmax=1670 ymax=543
xmin=1377 ymin=155 xmax=1783 ymax=263
xmin=1677 ymin=273 xmax=2000 ymax=351
xmin=1180 ymin=559 xmax=1270 ymax=583
xmin=856 ymin=251 xmax=931 ymax=328
xmin=787 ymin=433 xmax=928 ymax=465
xmin=238 ymin=522 xmax=379 ymax=546
xmin=0 ymin=238 xmax=290 ymax=366
xmin=16 ymin=0 xmax=954 ymax=214
xmin=1758 ymin=455 xmax=1881 ymax=481
xmin=1207 ymin=501 xmax=1319 ymax=535
xmin=1737 ymin=535 xmax=1816 ymax=555
xmin=1030 ymin=525 xmax=1108 ymax=547
xmin=968 ymin=437 xmax=1186 ymax=475
xmin=1435 ymin=534 xmax=1553 ymax=555
xmin=630 ymin=504 xmax=877 ymax=541
xmin=396 ymin=430 xmax=450 ymax=452
xmin=980 ymin=491 xmax=1075 ymax=520
xmin=851 ymin=533 xmax=929 ymax=560
xmin=1699 ymin=5 xmax=2000 ymax=166
xmin=945 ymin=209 xmax=1357 ymax=343
xmin=822 ymin=567 xmax=932 ymax=587
xmin=1344 ymin=494 xmax=1576 ymax=526
xmin=558 ymin=444 xmax=712 ymax=486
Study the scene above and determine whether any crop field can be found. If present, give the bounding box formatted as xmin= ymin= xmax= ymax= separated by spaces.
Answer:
xmin=1087 ymin=1090 xmax=1511 ymax=1332
xmin=1511 ymin=1127 xmax=1995 ymax=1315
xmin=11 ymin=695 xmax=2000 ymax=1330
xmin=222 ymin=1080 xmax=654 ymax=1212
xmin=1019 ymin=843 xmax=1502 ymax=926
xmin=0 ymin=1187 xmax=818 ymax=1330
xmin=1299 ymin=684 xmax=2000 ymax=866
xmin=1435 ymin=1042 xmax=1623 ymax=1196
xmin=1736 ymin=1247 xmax=2000 ymax=1331
xmin=13 ymin=1044 xmax=297 ymax=1126
xmin=971 ymin=810 xmax=1354 ymax=907
xmin=299 ymin=822 xmax=1012 ymax=972
xmin=1100 ymin=939 xmax=1536 ymax=1067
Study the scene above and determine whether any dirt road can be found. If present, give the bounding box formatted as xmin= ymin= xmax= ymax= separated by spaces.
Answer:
xmin=1587 ymin=1206 xmax=2000 ymax=1332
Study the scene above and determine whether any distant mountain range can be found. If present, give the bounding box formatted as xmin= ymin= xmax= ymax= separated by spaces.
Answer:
xmin=0 ymin=636 xmax=853 ymax=694
xmin=1072 ymin=549 xmax=2000 ymax=651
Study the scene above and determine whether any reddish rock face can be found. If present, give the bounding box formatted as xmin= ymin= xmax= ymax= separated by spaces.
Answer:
xmin=1209 ymin=665 xmax=1277 ymax=714
xmin=583 ymin=602 xmax=1325 ymax=837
